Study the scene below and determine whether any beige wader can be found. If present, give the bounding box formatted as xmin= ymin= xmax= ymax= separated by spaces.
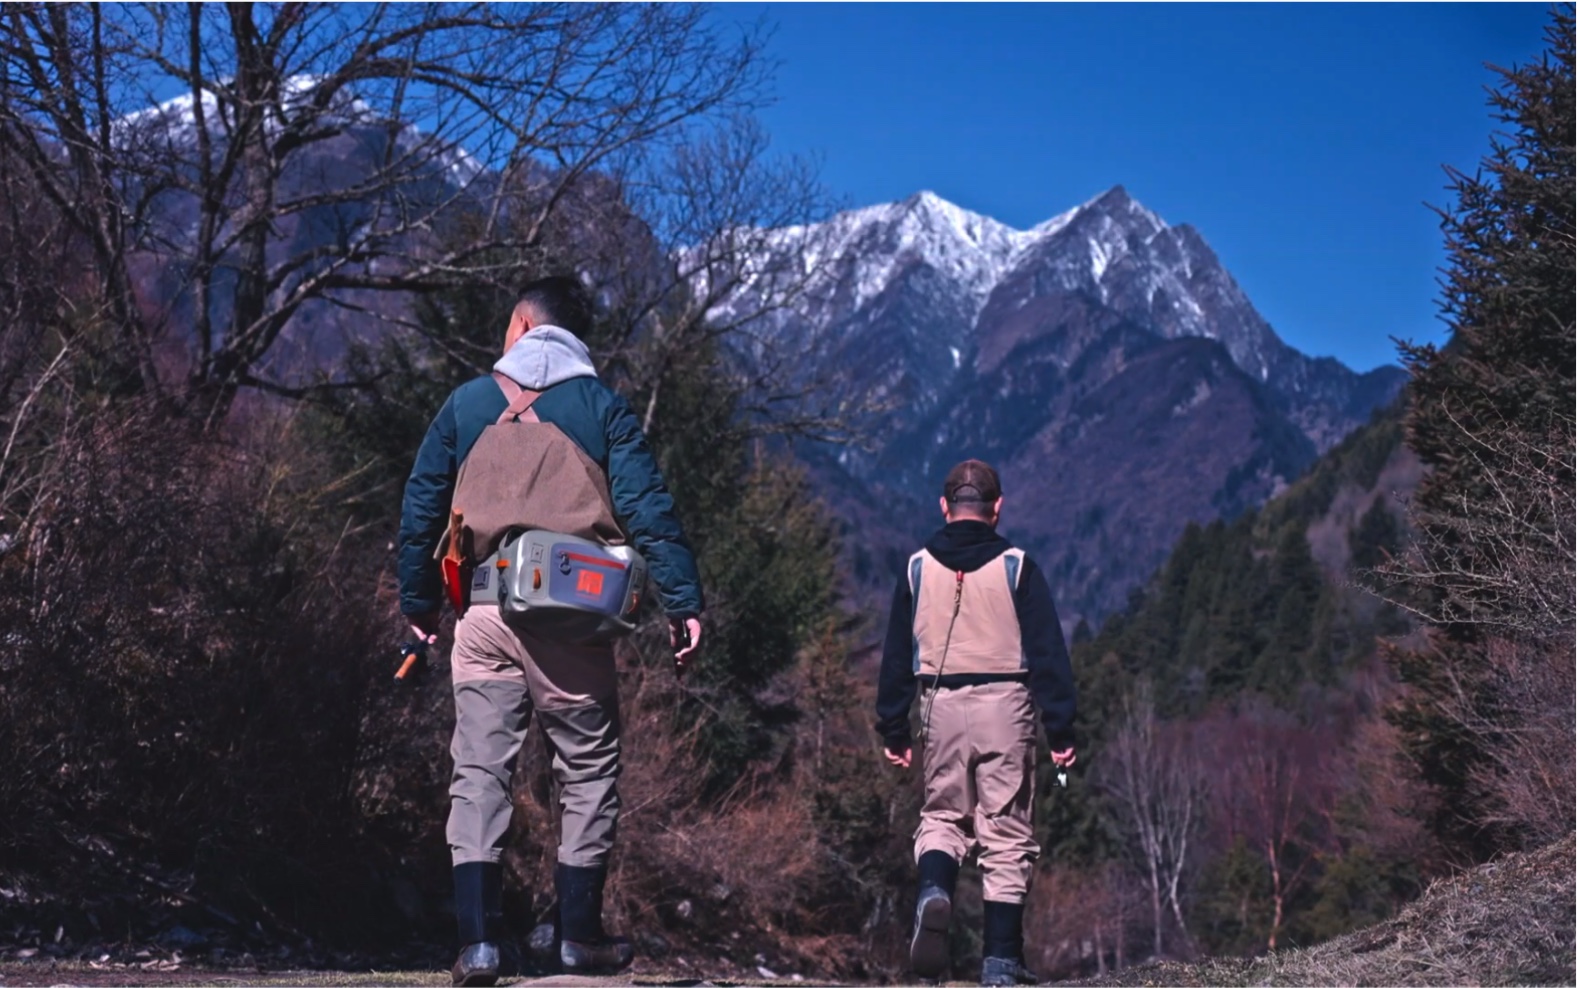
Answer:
xmin=915 ymin=681 xmax=1040 ymax=902
xmin=910 ymin=548 xmax=1040 ymax=903
xmin=448 ymin=603 xmax=620 ymax=868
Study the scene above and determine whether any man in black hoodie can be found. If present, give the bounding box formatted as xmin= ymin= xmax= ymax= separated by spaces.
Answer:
xmin=876 ymin=459 xmax=1078 ymax=986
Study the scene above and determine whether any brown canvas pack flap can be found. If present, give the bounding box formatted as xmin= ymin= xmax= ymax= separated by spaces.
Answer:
xmin=435 ymin=376 xmax=626 ymax=565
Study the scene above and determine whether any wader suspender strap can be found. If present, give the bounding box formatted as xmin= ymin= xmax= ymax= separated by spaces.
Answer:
xmin=918 ymin=569 xmax=965 ymax=749
xmin=491 ymin=371 xmax=542 ymax=423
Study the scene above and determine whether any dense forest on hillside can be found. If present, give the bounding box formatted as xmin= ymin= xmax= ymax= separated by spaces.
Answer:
xmin=0 ymin=4 xmax=1571 ymax=985
xmin=1016 ymin=408 xmax=1427 ymax=970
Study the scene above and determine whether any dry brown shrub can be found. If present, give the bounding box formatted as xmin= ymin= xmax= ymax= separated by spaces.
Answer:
xmin=1056 ymin=835 xmax=1574 ymax=988
xmin=0 ymin=398 xmax=423 ymax=942
xmin=1468 ymin=637 xmax=1575 ymax=846
xmin=1342 ymin=702 xmax=1438 ymax=867
xmin=1027 ymin=862 xmax=1141 ymax=980
xmin=1251 ymin=832 xmax=1576 ymax=986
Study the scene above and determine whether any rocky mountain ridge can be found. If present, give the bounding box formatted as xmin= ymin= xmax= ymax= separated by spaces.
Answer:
xmin=720 ymin=186 xmax=1407 ymax=622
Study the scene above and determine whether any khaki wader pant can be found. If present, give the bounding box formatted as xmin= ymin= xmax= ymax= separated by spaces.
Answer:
xmin=448 ymin=604 xmax=620 ymax=868
xmin=916 ymin=680 xmax=1040 ymax=902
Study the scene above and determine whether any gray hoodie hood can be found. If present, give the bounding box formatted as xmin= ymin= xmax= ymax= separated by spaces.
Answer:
xmin=493 ymin=326 xmax=599 ymax=389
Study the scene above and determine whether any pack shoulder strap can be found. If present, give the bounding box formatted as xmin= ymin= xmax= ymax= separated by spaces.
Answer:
xmin=1003 ymin=548 xmax=1025 ymax=592
xmin=491 ymin=371 xmax=541 ymax=424
xmin=908 ymin=551 xmax=926 ymax=618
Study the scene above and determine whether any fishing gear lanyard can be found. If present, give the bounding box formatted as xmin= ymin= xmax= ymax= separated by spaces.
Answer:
xmin=919 ymin=570 xmax=965 ymax=749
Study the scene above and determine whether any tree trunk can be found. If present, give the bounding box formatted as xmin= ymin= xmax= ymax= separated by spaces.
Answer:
xmin=1148 ymin=861 xmax=1163 ymax=957
xmin=1168 ymin=882 xmax=1193 ymax=958
xmin=1266 ymin=838 xmax=1283 ymax=951
xmin=1116 ymin=909 xmax=1126 ymax=970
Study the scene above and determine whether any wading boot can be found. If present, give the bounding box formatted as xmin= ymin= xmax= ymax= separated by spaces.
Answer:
xmin=556 ymin=863 xmax=633 ymax=975
xmin=526 ymin=915 xmax=560 ymax=973
xmin=980 ymin=900 xmax=1038 ymax=986
xmin=909 ymin=851 xmax=959 ymax=980
xmin=451 ymin=862 xmax=505 ymax=987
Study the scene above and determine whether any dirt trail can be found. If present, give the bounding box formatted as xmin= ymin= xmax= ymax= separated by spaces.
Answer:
xmin=5 ymin=834 xmax=1571 ymax=988
xmin=0 ymin=967 xmax=822 ymax=988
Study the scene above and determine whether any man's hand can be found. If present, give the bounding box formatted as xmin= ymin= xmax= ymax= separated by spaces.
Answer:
xmin=1051 ymin=747 xmax=1077 ymax=768
xmin=670 ymin=615 xmax=703 ymax=671
xmin=408 ymin=610 xmax=441 ymax=647
xmin=884 ymin=747 xmax=913 ymax=769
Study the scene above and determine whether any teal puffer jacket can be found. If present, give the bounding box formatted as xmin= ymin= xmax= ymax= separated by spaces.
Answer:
xmin=398 ymin=330 xmax=703 ymax=619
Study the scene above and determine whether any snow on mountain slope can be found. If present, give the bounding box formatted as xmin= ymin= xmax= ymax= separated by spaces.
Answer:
xmin=754 ymin=188 xmax=1104 ymax=322
xmin=728 ymin=185 xmax=1406 ymax=623
xmin=731 ymin=184 xmax=1403 ymax=451
xmin=112 ymin=76 xmax=485 ymax=185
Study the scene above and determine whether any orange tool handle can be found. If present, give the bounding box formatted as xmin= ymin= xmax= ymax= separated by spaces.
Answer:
xmin=395 ymin=653 xmax=422 ymax=680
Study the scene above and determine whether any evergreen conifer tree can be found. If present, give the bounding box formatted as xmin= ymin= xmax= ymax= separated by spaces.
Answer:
xmin=1387 ymin=7 xmax=1575 ymax=856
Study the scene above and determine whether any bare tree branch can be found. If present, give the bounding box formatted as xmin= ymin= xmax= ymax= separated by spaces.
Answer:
xmin=0 ymin=2 xmax=771 ymax=419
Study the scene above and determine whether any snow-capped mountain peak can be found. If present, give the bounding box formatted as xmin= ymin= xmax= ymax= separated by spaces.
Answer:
xmin=749 ymin=184 xmax=1193 ymax=325
xmin=111 ymin=75 xmax=484 ymax=184
xmin=114 ymin=75 xmax=374 ymax=142
xmin=723 ymin=183 xmax=1402 ymax=453
xmin=727 ymin=184 xmax=1404 ymax=625
xmin=1080 ymin=184 xmax=1167 ymax=233
xmin=761 ymin=190 xmax=1036 ymax=314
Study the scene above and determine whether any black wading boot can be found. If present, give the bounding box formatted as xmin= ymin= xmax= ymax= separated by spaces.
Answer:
xmin=910 ymin=851 xmax=959 ymax=980
xmin=451 ymin=862 xmax=506 ymax=987
xmin=980 ymin=900 xmax=1039 ymax=986
xmin=526 ymin=912 xmax=561 ymax=973
xmin=556 ymin=863 xmax=634 ymax=975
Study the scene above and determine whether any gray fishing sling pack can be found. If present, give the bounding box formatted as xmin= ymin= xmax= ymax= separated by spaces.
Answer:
xmin=471 ymin=528 xmax=649 ymax=643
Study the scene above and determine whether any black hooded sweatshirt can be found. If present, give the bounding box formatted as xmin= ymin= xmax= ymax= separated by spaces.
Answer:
xmin=874 ymin=520 xmax=1077 ymax=754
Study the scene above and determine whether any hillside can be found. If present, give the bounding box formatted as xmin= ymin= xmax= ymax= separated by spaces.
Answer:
xmin=1001 ymin=403 xmax=1435 ymax=974
xmin=1070 ymin=833 xmax=1575 ymax=988
xmin=1064 ymin=402 xmax=1418 ymax=723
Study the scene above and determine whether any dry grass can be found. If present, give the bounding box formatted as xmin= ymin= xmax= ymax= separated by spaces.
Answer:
xmin=1063 ymin=832 xmax=1575 ymax=987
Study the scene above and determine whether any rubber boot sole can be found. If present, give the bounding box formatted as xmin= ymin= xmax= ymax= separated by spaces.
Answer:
xmin=451 ymin=942 xmax=501 ymax=987
xmin=450 ymin=961 xmax=498 ymax=988
xmin=910 ymin=894 xmax=952 ymax=979
xmin=561 ymin=938 xmax=634 ymax=976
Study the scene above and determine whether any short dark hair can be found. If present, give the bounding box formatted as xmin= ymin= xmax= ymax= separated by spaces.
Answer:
xmin=944 ymin=459 xmax=1002 ymax=517
xmin=518 ymin=275 xmax=594 ymax=335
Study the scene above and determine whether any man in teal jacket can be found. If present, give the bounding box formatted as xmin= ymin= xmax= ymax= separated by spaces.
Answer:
xmin=399 ymin=276 xmax=704 ymax=986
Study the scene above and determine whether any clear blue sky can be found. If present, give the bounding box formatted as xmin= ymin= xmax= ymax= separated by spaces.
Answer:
xmin=728 ymin=3 xmax=1556 ymax=373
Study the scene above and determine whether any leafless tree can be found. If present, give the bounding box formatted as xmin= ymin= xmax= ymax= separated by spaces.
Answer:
xmin=1098 ymin=681 xmax=1203 ymax=959
xmin=1363 ymin=397 xmax=1575 ymax=848
xmin=1389 ymin=633 xmax=1576 ymax=848
xmin=0 ymin=139 xmax=109 ymax=531
xmin=0 ymin=2 xmax=770 ymax=419
xmin=376 ymin=106 xmax=853 ymax=459
xmin=1200 ymin=700 xmax=1338 ymax=951
xmin=611 ymin=117 xmax=857 ymax=442
xmin=1367 ymin=405 xmax=1575 ymax=645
